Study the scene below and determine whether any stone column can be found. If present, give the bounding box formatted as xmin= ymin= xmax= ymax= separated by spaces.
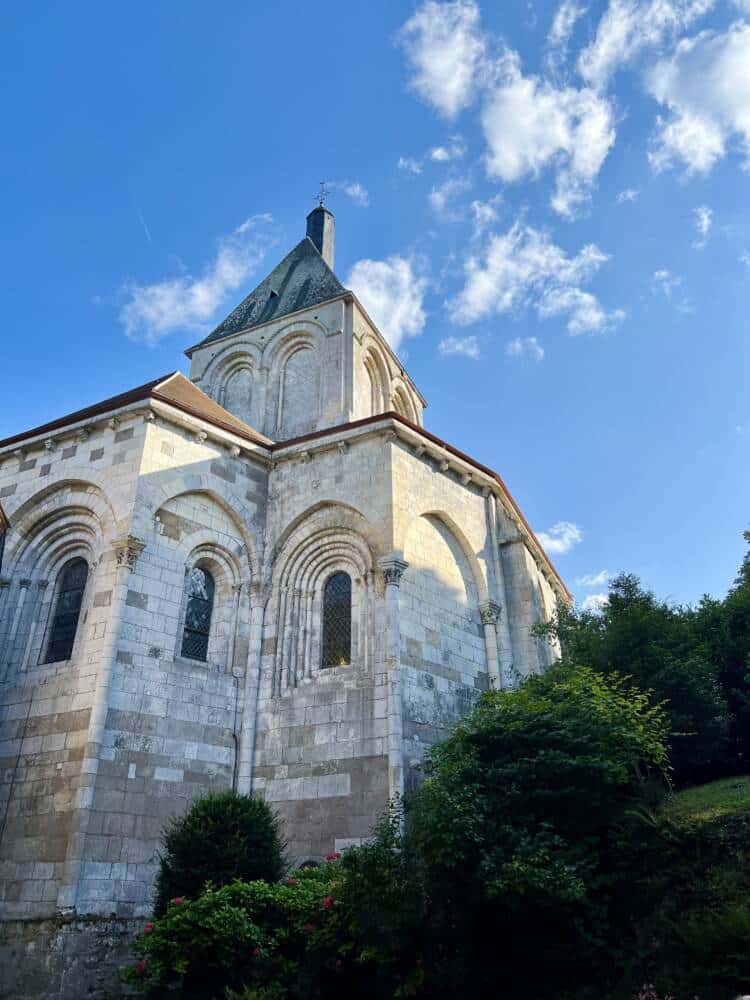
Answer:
xmin=479 ymin=601 xmax=501 ymax=688
xmin=20 ymin=579 xmax=49 ymax=671
xmin=57 ymin=534 xmax=145 ymax=914
xmin=237 ymin=583 xmax=267 ymax=795
xmin=377 ymin=553 xmax=408 ymax=808
xmin=0 ymin=578 xmax=31 ymax=674
xmin=489 ymin=494 xmax=515 ymax=684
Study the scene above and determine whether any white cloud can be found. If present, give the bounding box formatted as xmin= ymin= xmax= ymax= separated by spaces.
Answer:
xmin=617 ymin=187 xmax=640 ymax=202
xmin=397 ymin=0 xmax=487 ymax=118
xmin=428 ymin=175 xmax=473 ymax=218
xmin=120 ymin=214 xmax=275 ymax=345
xmin=346 ymin=255 xmax=428 ymax=352
xmin=537 ymin=521 xmax=583 ymax=555
xmin=429 ymin=136 xmax=467 ymax=161
xmin=647 ymin=22 xmax=750 ymax=174
xmin=470 ymin=195 xmax=503 ymax=237
xmin=546 ymin=1 xmax=588 ymax=71
xmin=333 ymin=181 xmax=370 ymax=207
xmin=505 ymin=336 xmax=545 ymax=361
xmin=741 ymin=252 xmax=750 ymax=267
xmin=692 ymin=204 xmax=713 ymax=247
xmin=398 ymin=156 xmax=423 ymax=175
xmin=578 ymin=0 xmax=715 ymax=90
xmin=449 ymin=221 xmax=624 ymax=334
xmin=481 ymin=50 xmax=616 ymax=218
xmin=653 ymin=268 xmax=693 ymax=311
xmin=438 ymin=335 xmax=481 ymax=359
xmin=577 ymin=569 xmax=611 ymax=587
xmin=580 ymin=592 xmax=609 ymax=612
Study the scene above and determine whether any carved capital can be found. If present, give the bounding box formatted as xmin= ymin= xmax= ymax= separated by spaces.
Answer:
xmin=479 ymin=601 xmax=501 ymax=626
xmin=44 ymin=438 xmax=57 ymax=452
xmin=77 ymin=425 xmax=92 ymax=442
xmin=36 ymin=579 xmax=49 ymax=592
xmin=228 ymin=445 xmax=241 ymax=458
xmin=378 ymin=554 xmax=409 ymax=588
xmin=113 ymin=535 xmax=146 ymax=570
xmin=195 ymin=430 xmax=208 ymax=444
xmin=19 ymin=578 xmax=32 ymax=590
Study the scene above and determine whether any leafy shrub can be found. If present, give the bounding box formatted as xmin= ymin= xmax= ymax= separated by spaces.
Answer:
xmin=153 ymin=791 xmax=286 ymax=916
xmin=127 ymin=844 xmax=424 ymax=1000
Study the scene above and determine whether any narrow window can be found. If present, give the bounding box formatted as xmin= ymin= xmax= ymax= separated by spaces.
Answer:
xmin=45 ymin=558 xmax=88 ymax=663
xmin=181 ymin=567 xmax=215 ymax=662
xmin=321 ymin=572 xmax=351 ymax=667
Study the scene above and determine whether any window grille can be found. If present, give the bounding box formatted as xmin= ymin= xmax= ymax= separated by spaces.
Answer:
xmin=321 ymin=572 xmax=351 ymax=668
xmin=180 ymin=567 xmax=215 ymax=662
xmin=45 ymin=558 xmax=88 ymax=663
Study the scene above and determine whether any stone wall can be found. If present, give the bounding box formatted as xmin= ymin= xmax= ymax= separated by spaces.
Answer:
xmin=0 ymin=915 xmax=139 ymax=999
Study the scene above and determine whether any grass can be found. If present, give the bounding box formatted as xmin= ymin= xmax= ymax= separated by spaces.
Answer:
xmin=663 ymin=774 xmax=750 ymax=825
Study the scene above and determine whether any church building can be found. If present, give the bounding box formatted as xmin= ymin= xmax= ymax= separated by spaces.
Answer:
xmin=0 ymin=204 xmax=569 ymax=954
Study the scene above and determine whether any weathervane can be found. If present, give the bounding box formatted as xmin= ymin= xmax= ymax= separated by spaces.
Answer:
xmin=317 ymin=181 xmax=328 ymax=207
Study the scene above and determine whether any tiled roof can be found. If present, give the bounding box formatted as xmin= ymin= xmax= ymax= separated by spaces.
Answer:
xmin=188 ymin=236 xmax=347 ymax=353
xmin=0 ymin=372 xmax=272 ymax=450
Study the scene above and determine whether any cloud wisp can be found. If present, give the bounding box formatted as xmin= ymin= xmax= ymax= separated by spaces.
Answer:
xmin=647 ymin=22 xmax=750 ymax=174
xmin=346 ymin=255 xmax=428 ymax=352
xmin=578 ymin=0 xmax=716 ymax=90
xmin=397 ymin=0 xmax=487 ymax=118
xmin=506 ymin=336 xmax=545 ymax=361
xmin=120 ymin=214 xmax=275 ymax=346
xmin=449 ymin=221 xmax=624 ymax=335
xmin=537 ymin=521 xmax=584 ymax=555
xmin=439 ymin=335 xmax=481 ymax=359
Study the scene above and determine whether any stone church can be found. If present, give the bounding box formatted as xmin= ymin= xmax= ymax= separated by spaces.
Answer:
xmin=0 ymin=204 xmax=568 ymax=992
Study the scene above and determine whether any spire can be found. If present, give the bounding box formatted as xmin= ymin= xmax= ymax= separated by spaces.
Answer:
xmin=306 ymin=193 xmax=335 ymax=269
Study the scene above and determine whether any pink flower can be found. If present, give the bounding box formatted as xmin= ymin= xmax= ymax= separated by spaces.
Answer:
xmin=171 ymin=896 xmax=185 ymax=906
xmin=286 ymin=878 xmax=298 ymax=886
xmin=325 ymin=852 xmax=342 ymax=861
xmin=323 ymin=895 xmax=334 ymax=910
xmin=135 ymin=960 xmax=147 ymax=977
xmin=304 ymin=922 xmax=314 ymax=932
xmin=335 ymin=959 xmax=342 ymax=973
xmin=143 ymin=922 xmax=154 ymax=934
xmin=253 ymin=947 xmax=261 ymax=957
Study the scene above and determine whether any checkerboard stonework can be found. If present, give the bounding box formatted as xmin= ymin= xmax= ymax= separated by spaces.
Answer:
xmin=0 ymin=207 xmax=569 ymax=998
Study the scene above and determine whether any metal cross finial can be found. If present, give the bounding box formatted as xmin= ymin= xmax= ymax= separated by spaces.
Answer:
xmin=317 ymin=181 xmax=328 ymax=207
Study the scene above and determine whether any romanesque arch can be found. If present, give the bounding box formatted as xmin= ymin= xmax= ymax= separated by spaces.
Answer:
xmin=400 ymin=512 xmax=488 ymax=682
xmin=266 ymin=502 xmax=376 ymax=694
xmin=362 ymin=340 xmax=390 ymax=416
xmin=262 ymin=323 xmax=326 ymax=439
xmin=0 ymin=480 xmax=117 ymax=675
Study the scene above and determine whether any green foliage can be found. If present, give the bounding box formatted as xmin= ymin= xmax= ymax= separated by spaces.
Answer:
xmin=542 ymin=572 xmax=731 ymax=785
xmin=624 ymin=781 xmax=750 ymax=999
xmin=127 ymin=841 xmax=424 ymax=1000
xmin=153 ymin=791 xmax=286 ymax=916
xmin=405 ymin=664 xmax=670 ymax=998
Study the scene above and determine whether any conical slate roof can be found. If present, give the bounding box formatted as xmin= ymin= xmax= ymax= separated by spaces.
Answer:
xmin=189 ymin=236 xmax=347 ymax=353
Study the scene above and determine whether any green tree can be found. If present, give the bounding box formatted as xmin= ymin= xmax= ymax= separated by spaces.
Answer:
xmin=544 ymin=573 xmax=729 ymax=785
xmin=405 ymin=664 xmax=670 ymax=999
xmin=695 ymin=530 xmax=750 ymax=773
xmin=154 ymin=791 xmax=286 ymax=916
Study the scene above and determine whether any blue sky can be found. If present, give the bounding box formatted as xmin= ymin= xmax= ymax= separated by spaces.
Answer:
xmin=1 ymin=0 xmax=748 ymax=608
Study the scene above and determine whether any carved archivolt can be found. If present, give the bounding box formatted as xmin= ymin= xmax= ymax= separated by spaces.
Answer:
xmin=267 ymin=506 xmax=376 ymax=696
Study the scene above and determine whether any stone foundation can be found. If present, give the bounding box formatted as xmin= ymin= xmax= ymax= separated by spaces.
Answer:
xmin=0 ymin=916 xmax=139 ymax=999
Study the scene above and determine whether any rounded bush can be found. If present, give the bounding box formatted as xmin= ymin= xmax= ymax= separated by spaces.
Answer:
xmin=154 ymin=791 xmax=286 ymax=915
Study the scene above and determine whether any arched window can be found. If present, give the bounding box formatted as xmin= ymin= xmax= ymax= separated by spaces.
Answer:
xmin=181 ymin=567 xmax=215 ymax=662
xmin=321 ymin=572 xmax=351 ymax=668
xmin=45 ymin=558 xmax=88 ymax=663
